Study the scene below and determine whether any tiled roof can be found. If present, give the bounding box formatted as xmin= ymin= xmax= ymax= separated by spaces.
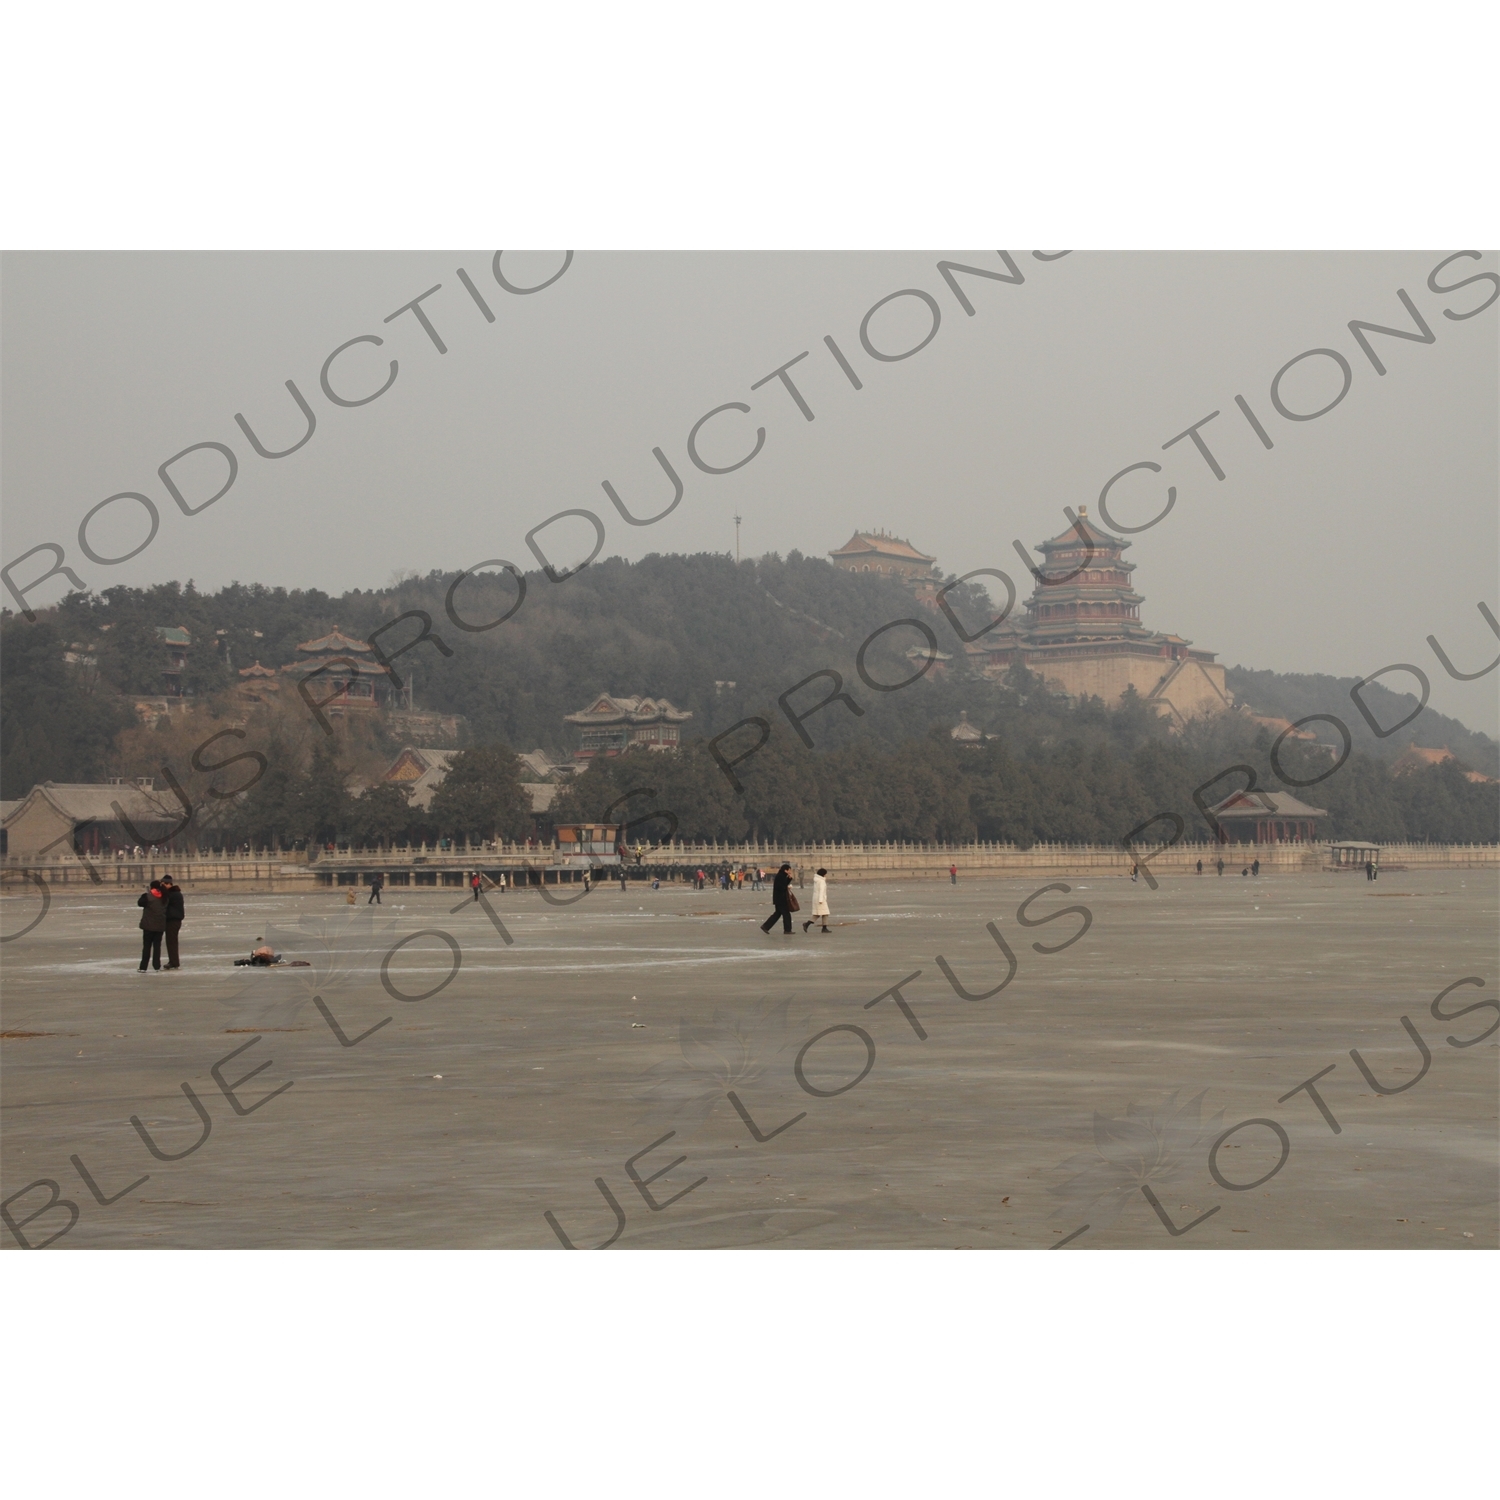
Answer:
xmin=517 ymin=749 xmax=563 ymax=779
xmin=829 ymin=531 xmax=936 ymax=564
xmin=383 ymin=747 xmax=455 ymax=781
xmin=279 ymin=656 xmax=387 ymax=676
xmin=5 ymin=782 xmax=179 ymax=826
xmin=564 ymin=695 xmax=693 ymax=726
xmin=295 ymin=628 xmax=373 ymax=655
xmin=1210 ymin=790 xmax=1328 ymax=818
xmin=1035 ymin=508 xmax=1126 ymax=553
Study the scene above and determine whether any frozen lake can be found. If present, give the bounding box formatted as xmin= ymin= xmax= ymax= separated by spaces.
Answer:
xmin=2 ymin=868 xmax=1496 ymax=1249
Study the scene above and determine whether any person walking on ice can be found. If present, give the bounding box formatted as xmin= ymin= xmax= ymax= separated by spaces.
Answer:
xmin=949 ymin=863 xmax=958 ymax=885
xmin=761 ymin=862 xmax=796 ymax=934
xmin=802 ymin=868 xmax=832 ymax=933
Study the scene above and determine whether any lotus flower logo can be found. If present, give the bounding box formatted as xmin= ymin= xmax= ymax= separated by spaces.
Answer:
xmin=634 ymin=998 xmax=805 ymax=1136
xmin=1048 ymin=1088 xmax=1225 ymax=1232
xmin=218 ymin=908 xmax=398 ymax=1031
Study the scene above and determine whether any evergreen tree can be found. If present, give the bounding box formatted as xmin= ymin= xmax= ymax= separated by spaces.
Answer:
xmin=296 ymin=741 xmax=353 ymax=846
xmin=0 ymin=617 xmax=136 ymax=796
xmin=225 ymin=755 xmax=301 ymax=851
xmin=350 ymin=781 xmax=416 ymax=848
xmin=428 ymin=746 xmax=531 ymax=842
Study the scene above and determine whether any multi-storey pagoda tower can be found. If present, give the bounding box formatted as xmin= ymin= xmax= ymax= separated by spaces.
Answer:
xmin=1023 ymin=508 xmax=1150 ymax=645
xmin=965 ymin=507 xmax=1231 ymax=727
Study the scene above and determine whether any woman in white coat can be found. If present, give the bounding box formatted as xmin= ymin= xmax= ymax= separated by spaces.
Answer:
xmin=802 ymin=867 xmax=832 ymax=933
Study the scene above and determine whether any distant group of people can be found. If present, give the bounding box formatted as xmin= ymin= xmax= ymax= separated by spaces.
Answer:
xmin=355 ymin=870 xmax=526 ymax=906
xmin=1190 ymin=858 xmax=1261 ymax=877
xmin=693 ymin=867 xmax=765 ymax=892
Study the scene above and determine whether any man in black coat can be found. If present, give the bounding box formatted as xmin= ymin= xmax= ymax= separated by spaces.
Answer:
xmin=160 ymin=875 xmax=186 ymax=969
xmin=761 ymin=862 xmax=795 ymax=934
xmin=137 ymin=883 xmax=167 ymax=971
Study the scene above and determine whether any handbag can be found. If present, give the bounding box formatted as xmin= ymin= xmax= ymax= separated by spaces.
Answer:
xmin=788 ymin=892 xmax=800 ymax=912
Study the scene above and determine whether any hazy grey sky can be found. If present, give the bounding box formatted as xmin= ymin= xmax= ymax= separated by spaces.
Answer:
xmin=2 ymin=250 xmax=1496 ymax=731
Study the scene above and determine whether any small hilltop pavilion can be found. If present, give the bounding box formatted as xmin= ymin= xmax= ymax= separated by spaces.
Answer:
xmin=828 ymin=530 xmax=940 ymax=589
xmin=278 ymin=628 xmax=396 ymax=713
xmin=235 ymin=660 xmax=281 ymax=707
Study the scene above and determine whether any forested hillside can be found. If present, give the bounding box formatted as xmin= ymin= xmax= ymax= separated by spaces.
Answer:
xmin=551 ymin=702 xmax=1498 ymax=847
xmin=1 ymin=553 xmax=1011 ymax=791
xmin=2 ymin=553 xmax=1496 ymax=847
xmin=1226 ymin=665 xmax=1499 ymax=777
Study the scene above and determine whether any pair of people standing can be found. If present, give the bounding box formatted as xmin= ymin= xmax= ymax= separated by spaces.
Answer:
xmin=136 ymin=876 xmax=184 ymax=971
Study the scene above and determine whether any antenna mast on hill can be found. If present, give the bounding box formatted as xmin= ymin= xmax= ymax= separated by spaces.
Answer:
xmin=734 ymin=513 xmax=742 ymax=564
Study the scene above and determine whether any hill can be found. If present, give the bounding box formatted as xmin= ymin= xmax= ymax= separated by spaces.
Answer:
xmin=1226 ymin=664 xmax=1499 ymax=778
xmin=2 ymin=555 xmax=1496 ymax=847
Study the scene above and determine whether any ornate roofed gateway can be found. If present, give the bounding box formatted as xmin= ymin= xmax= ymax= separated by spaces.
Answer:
xmin=966 ymin=508 xmax=1231 ymax=727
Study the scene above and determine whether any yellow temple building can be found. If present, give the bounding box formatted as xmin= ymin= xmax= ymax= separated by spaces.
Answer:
xmin=829 ymin=531 xmax=940 ymax=589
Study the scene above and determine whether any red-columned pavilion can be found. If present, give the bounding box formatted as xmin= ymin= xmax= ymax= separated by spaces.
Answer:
xmin=1208 ymin=790 xmax=1328 ymax=844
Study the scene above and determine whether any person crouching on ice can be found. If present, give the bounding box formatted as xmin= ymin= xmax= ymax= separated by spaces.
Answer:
xmin=803 ymin=868 xmax=832 ymax=933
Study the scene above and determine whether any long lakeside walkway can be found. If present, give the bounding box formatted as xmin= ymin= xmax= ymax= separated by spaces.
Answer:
xmin=6 ymin=840 xmax=1496 ymax=895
